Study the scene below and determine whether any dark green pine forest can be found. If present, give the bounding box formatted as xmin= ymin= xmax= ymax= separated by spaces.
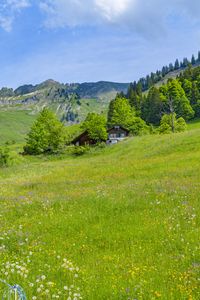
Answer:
xmin=126 ymin=63 xmax=200 ymax=127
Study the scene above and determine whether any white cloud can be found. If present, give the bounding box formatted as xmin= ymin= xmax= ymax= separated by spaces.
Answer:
xmin=0 ymin=16 xmax=13 ymax=32
xmin=39 ymin=0 xmax=200 ymax=36
xmin=94 ymin=0 xmax=132 ymax=21
xmin=39 ymin=0 xmax=136 ymax=28
xmin=0 ymin=0 xmax=30 ymax=32
xmin=1 ymin=0 xmax=200 ymax=34
xmin=7 ymin=0 xmax=30 ymax=10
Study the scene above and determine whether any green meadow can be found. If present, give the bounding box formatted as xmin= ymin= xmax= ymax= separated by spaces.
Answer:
xmin=0 ymin=124 xmax=200 ymax=299
xmin=0 ymin=111 xmax=36 ymax=145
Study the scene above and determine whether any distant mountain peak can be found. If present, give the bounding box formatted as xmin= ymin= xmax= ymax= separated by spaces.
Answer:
xmin=41 ymin=79 xmax=60 ymax=85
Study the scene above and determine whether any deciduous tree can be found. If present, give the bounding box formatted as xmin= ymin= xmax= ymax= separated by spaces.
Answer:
xmin=81 ymin=113 xmax=107 ymax=142
xmin=24 ymin=108 xmax=66 ymax=154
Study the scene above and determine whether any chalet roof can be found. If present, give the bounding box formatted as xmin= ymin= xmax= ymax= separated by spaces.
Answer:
xmin=107 ymin=125 xmax=130 ymax=133
xmin=72 ymin=130 xmax=89 ymax=143
xmin=72 ymin=125 xmax=129 ymax=144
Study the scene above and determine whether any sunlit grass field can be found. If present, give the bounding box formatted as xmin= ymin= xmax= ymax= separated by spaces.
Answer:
xmin=0 ymin=111 xmax=36 ymax=145
xmin=0 ymin=124 xmax=200 ymax=299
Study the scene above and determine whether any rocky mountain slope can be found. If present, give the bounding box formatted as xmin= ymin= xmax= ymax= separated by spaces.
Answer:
xmin=0 ymin=80 xmax=129 ymax=123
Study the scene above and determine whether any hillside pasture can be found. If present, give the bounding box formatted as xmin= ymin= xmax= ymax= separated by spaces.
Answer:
xmin=0 ymin=110 xmax=36 ymax=145
xmin=0 ymin=127 xmax=200 ymax=299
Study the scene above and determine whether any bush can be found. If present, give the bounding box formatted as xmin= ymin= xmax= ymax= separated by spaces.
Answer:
xmin=0 ymin=147 xmax=23 ymax=167
xmin=95 ymin=142 xmax=106 ymax=149
xmin=129 ymin=117 xmax=149 ymax=135
xmin=159 ymin=113 xmax=187 ymax=134
xmin=149 ymin=124 xmax=158 ymax=135
xmin=176 ymin=117 xmax=187 ymax=132
xmin=5 ymin=140 xmax=16 ymax=146
xmin=72 ymin=145 xmax=90 ymax=156
xmin=0 ymin=147 xmax=10 ymax=167
xmin=159 ymin=120 xmax=171 ymax=134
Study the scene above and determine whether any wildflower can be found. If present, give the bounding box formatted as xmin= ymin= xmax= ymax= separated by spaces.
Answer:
xmin=155 ymin=291 xmax=161 ymax=297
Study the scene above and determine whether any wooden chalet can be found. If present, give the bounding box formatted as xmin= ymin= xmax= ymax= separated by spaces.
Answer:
xmin=72 ymin=131 xmax=99 ymax=146
xmin=107 ymin=125 xmax=129 ymax=144
xmin=72 ymin=125 xmax=129 ymax=146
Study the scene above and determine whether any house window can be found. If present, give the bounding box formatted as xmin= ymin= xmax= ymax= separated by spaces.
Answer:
xmin=109 ymin=133 xmax=117 ymax=138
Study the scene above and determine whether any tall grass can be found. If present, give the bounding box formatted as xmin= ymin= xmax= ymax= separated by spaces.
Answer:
xmin=0 ymin=128 xmax=200 ymax=299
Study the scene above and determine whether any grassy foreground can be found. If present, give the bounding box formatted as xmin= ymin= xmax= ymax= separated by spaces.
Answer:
xmin=0 ymin=129 xmax=200 ymax=299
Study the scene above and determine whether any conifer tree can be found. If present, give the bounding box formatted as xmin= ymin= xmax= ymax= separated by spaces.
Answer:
xmin=142 ymin=87 xmax=163 ymax=125
xmin=174 ymin=59 xmax=180 ymax=70
xmin=162 ymin=79 xmax=194 ymax=120
xmin=191 ymin=54 xmax=196 ymax=65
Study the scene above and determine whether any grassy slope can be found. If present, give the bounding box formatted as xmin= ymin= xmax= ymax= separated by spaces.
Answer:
xmin=0 ymin=98 xmax=109 ymax=145
xmin=0 ymin=111 xmax=81 ymax=146
xmin=77 ymin=98 xmax=109 ymax=119
xmin=0 ymin=126 xmax=200 ymax=299
xmin=0 ymin=84 xmax=115 ymax=125
xmin=0 ymin=111 xmax=36 ymax=145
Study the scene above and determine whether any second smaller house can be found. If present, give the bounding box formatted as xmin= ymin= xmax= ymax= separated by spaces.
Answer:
xmin=107 ymin=125 xmax=129 ymax=144
xmin=72 ymin=131 xmax=96 ymax=146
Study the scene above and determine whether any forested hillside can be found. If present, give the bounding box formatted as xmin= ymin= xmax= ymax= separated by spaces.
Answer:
xmin=127 ymin=65 xmax=200 ymax=127
xmin=1 ymin=53 xmax=200 ymax=144
xmin=131 ymin=51 xmax=200 ymax=92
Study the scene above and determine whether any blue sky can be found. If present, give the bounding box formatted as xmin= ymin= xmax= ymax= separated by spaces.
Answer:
xmin=0 ymin=0 xmax=200 ymax=88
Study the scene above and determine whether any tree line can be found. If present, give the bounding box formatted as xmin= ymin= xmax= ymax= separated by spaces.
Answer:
xmin=132 ymin=51 xmax=200 ymax=92
xmin=127 ymin=65 xmax=200 ymax=126
xmin=22 ymin=64 xmax=200 ymax=156
xmin=23 ymin=93 xmax=186 ymax=156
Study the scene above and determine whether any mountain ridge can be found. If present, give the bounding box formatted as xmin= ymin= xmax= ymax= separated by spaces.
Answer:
xmin=0 ymin=80 xmax=129 ymax=123
xmin=0 ymin=80 xmax=129 ymax=98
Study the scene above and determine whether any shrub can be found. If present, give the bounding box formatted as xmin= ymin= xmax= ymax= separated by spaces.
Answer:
xmin=159 ymin=113 xmax=187 ymax=134
xmin=5 ymin=140 xmax=16 ymax=146
xmin=129 ymin=117 xmax=149 ymax=135
xmin=0 ymin=147 xmax=23 ymax=167
xmin=176 ymin=117 xmax=187 ymax=132
xmin=0 ymin=147 xmax=10 ymax=167
xmin=72 ymin=145 xmax=90 ymax=156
